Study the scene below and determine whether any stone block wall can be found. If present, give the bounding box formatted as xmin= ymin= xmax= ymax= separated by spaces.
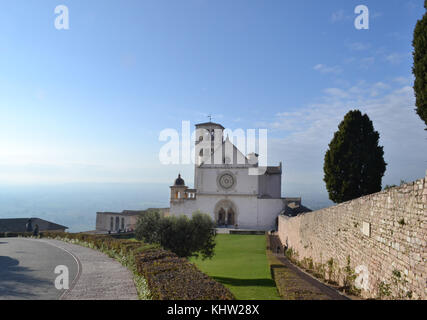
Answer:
xmin=278 ymin=174 xmax=426 ymax=299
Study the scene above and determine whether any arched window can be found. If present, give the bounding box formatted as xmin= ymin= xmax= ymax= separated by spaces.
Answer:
xmin=121 ymin=217 xmax=125 ymax=230
xmin=115 ymin=216 xmax=120 ymax=231
xmin=110 ymin=217 xmax=114 ymax=231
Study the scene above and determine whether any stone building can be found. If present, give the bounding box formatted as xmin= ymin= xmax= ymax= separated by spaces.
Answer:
xmin=170 ymin=121 xmax=309 ymax=231
xmin=96 ymin=208 xmax=169 ymax=233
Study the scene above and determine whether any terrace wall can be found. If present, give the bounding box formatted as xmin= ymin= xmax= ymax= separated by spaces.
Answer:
xmin=278 ymin=173 xmax=427 ymax=299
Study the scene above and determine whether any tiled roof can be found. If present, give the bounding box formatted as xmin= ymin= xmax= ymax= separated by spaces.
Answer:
xmin=97 ymin=208 xmax=170 ymax=216
xmin=281 ymin=201 xmax=312 ymax=217
xmin=266 ymin=166 xmax=282 ymax=174
xmin=97 ymin=211 xmax=144 ymax=216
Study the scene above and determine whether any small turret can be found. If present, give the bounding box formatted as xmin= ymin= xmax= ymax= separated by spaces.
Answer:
xmin=174 ymin=174 xmax=185 ymax=186
xmin=170 ymin=173 xmax=188 ymax=202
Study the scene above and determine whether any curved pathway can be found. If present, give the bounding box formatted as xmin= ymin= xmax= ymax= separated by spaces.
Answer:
xmin=0 ymin=238 xmax=78 ymax=300
xmin=0 ymin=238 xmax=138 ymax=300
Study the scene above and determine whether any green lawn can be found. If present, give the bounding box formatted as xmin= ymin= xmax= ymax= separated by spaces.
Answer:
xmin=191 ymin=234 xmax=281 ymax=300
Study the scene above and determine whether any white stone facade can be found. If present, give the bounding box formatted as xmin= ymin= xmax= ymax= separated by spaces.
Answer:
xmin=169 ymin=122 xmax=287 ymax=231
xmin=96 ymin=211 xmax=140 ymax=233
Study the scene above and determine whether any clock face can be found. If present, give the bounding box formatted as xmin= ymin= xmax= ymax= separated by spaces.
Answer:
xmin=219 ymin=173 xmax=235 ymax=190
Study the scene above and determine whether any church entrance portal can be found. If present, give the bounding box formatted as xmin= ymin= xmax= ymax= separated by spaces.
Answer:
xmin=215 ymin=200 xmax=237 ymax=227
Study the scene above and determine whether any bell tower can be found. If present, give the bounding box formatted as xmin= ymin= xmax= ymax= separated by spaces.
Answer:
xmin=194 ymin=121 xmax=224 ymax=189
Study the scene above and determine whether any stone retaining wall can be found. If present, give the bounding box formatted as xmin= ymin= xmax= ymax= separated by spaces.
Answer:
xmin=278 ymin=174 xmax=426 ymax=299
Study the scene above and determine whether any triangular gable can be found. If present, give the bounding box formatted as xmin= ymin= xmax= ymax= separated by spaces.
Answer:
xmin=199 ymin=138 xmax=249 ymax=167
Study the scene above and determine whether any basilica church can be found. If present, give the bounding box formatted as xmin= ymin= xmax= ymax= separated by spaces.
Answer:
xmin=170 ymin=122 xmax=309 ymax=231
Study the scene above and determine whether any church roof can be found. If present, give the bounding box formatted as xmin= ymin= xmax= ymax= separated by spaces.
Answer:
xmin=266 ymin=166 xmax=282 ymax=174
xmin=281 ymin=200 xmax=312 ymax=217
xmin=97 ymin=208 xmax=170 ymax=217
xmin=195 ymin=122 xmax=225 ymax=129
xmin=174 ymin=174 xmax=185 ymax=186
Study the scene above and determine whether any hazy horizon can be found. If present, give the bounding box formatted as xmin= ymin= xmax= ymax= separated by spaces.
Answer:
xmin=0 ymin=180 xmax=341 ymax=232
xmin=3 ymin=174 xmax=427 ymax=232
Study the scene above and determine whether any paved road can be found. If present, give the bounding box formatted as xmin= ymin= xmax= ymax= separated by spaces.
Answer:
xmin=0 ymin=238 xmax=138 ymax=300
xmin=0 ymin=238 xmax=79 ymax=300
xmin=48 ymin=239 xmax=138 ymax=300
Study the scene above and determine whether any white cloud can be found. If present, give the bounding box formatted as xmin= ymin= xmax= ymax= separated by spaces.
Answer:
xmin=313 ymin=64 xmax=342 ymax=75
xmin=371 ymin=11 xmax=383 ymax=19
xmin=347 ymin=42 xmax=370 ymax=51
xmin=370 ymin=82 xmax=390 ymax=97
xmin=385 ymin=53 xmax=410 ymax=65
xmin=359 ymin=57 xmax=375 ymax=69
xmin=331 ymin=10 xmax=351 ymax=23
xmin=267 ymin=80 xmax=426 ymax=199
xmin=393 ymin=76 xmax=412 ymax=86
xmin=324 ymin=88 xmax=349 ymax=99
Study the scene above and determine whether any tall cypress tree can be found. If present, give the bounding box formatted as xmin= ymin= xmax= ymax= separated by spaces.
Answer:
xmin=412 ymin=0 xmax=427 ymax=128
xmin=324 ymin=110 xmax=387 ymax=203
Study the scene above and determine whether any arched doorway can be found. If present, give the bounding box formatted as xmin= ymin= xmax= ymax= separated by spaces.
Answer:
xmin=227 ymin=208 xmax=235 ymax=225
xmin=218 ymin=208 xmax=226 ymax=226
xmin=214 ymin=200 xmax=238 ymax=228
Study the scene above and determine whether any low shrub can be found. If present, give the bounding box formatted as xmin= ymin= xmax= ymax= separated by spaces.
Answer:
xmin=136 ymin=248 xmax=234 ymax=300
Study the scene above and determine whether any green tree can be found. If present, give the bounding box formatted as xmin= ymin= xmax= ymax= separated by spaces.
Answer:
xmin=188 ymin=212 xmax=216 ymax=259
xmin=135 ymin=210 xmax=216 ymax=259
xmin=157 ymin=215 xmax=194 ymax=258
xmin=135 ymin=210 xmax=161 ymax=243
xmin=324 ymin=110 xmax=387 ymax=203
xmin=412 ymin=0 xmax=427 ymax=128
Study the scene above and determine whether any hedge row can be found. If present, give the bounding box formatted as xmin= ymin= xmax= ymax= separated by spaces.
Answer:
xmin=0 ymin=232 xmax=24 ymax=238
xmin=1 ymin=231 xmax=234 ymax=300
xmin=135 ymin=248 xmax=234 ymax=300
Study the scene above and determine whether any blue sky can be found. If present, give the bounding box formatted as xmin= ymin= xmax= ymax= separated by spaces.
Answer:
xmin=0 ymin=0 xmax=426 ymax=199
